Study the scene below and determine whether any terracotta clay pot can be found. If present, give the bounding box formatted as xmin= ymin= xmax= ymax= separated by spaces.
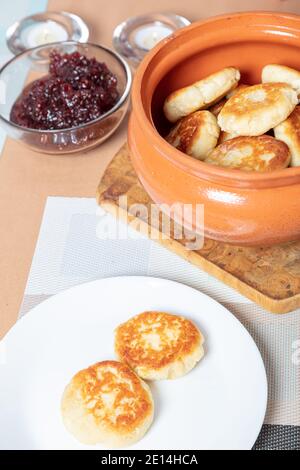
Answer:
xmin=128 ymin=11 xmax=300 ymax=246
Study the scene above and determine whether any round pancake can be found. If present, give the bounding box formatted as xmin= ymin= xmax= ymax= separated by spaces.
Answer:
xmin=61 ymin=360 xmax=154 ymax=447
xmin=262 ymin=64 xmax=300 ymax=96
xmin=274 ymin=105 xmax=300 ymax=167
xmin=218 ymin=83 xmax=298 ymax=136
xmin=166 ymin=110 xmax=220 ymax=159
xmin=163 ymin=67 xmax=240 ymax=122
xmin=115 ymin=311 xmax=204 ymax=380
xmin=204 ymin=135 xmax=290 ymax=172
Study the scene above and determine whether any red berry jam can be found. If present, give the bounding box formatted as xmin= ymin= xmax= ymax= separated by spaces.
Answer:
xmin=10 ymin=51 xmax=119 ymax=130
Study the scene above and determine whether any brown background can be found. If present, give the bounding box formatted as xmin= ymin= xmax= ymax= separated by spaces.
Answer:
xmin=1 ymin=0 xmax=300 ymax=338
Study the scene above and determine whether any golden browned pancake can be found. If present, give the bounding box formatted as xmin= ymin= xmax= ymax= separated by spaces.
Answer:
xmin=274 ymin=105 xmax=300 ymax=166
xmin=205 ymin=135 xmax=290 ymax=171
xmin=166 ymin=110 xmax=220 ymax=159
xmin=262 ymin=64 xmax=300 ymax=96
xmin=61 ymin=360 xmax=154 ymax=447
xmin=218 ymin=83 xmax=298 ymax=136
xmin=163 ymin=67 xmax=240 ymax=122
xmin=115 ymin=311 xmax=204 ymax=380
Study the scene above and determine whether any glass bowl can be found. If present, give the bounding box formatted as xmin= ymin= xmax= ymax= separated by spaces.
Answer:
xmin=0 ymin=41 xmax=132 ymax=154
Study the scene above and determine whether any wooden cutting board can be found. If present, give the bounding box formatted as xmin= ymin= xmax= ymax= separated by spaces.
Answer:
xmin=97 ymin=143 xmax=300 ymax=314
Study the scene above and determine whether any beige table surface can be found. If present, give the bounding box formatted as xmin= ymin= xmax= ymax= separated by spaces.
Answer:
xmin=1 ymin=0 xmax=300 ymax=338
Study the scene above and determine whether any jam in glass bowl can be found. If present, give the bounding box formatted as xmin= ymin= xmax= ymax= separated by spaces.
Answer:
xmin=0 ymin=41 xmax=131 ymax=154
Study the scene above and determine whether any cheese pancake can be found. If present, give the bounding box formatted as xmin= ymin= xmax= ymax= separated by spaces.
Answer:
xmin=115 ymin=311 xmax=204 ymax=380
xmin=166 ymin=110 xmax=220 ymax=159
xmin=274 ymin=105 xmax=300 ymax=167
xmin=205 ymin=135 xmax=290 ymax=172
xmin=262 ymin=64 xmax=300 ymax=96
xmin=61 ymin=360 xmax=154 ymax=447
xmin=218 ymin=83 xmax=297 ymax=136
xmin=163 ymin=67 xmax=240 ymax=122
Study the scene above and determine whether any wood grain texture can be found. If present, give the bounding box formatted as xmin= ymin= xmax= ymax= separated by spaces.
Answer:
xmin=97 ymin=144 xmax=300 ymax=314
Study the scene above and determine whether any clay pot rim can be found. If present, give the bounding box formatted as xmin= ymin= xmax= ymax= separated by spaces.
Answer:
xmin=132 ymin=10 xmax=300 ymax=189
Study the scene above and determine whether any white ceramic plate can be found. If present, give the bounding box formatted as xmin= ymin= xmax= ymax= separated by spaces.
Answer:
xmin=0 ymin=276 xmax=267 ymax=450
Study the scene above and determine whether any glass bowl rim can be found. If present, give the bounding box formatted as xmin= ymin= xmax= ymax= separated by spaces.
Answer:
xmin=0 ymin=40 xmax=132 ymax=134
